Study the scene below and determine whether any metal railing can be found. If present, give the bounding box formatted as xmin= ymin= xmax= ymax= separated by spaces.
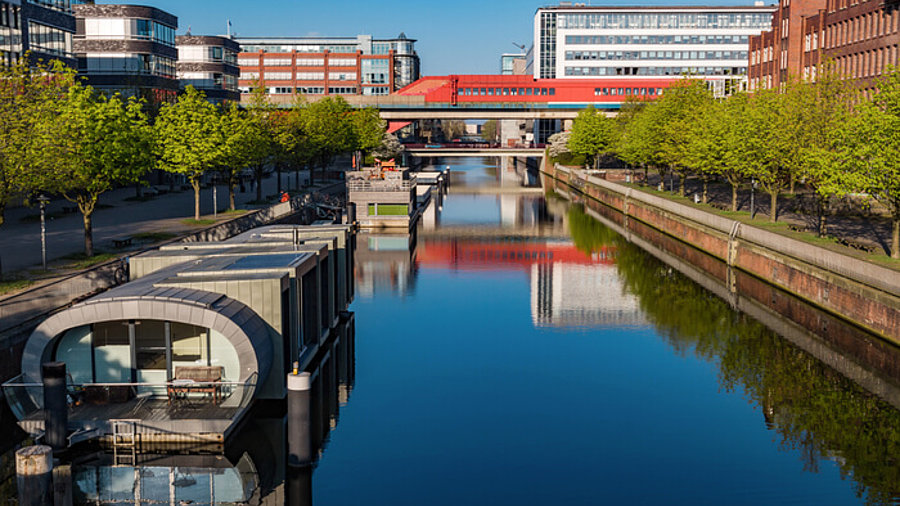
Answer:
xmin=2 ymin=373 xmax=258 ymax=424
xmin=347 ymin=178 xmax=416 ymax=192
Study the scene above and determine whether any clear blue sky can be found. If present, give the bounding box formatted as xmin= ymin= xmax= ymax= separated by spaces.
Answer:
xmin=103 ymin=0 xmax=772 ymax=75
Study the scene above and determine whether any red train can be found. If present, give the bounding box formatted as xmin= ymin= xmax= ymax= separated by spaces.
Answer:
xmin=395 ymin=74 xmax=695 ymax=107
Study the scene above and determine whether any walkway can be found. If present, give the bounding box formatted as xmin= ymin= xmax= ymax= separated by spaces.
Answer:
xmin=0 ymin=174 xmax=298 ymax=275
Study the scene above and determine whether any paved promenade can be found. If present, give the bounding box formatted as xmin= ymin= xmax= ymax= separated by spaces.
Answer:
xmin=0 ymin=176 xmax=287 ymax=274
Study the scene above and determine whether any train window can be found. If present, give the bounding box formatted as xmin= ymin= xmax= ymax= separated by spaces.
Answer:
xmin=625 ymin=88 xmax=632 ymax=95
xmin=503 ymin=88 xmax=509 ymax=95
xmin=549 ymin=88 xmax=555 ymax=96
xmin=511 ymin=88 xmax=517 ymax=96
xmin=487 ymin=88 xmax=493 ymax=96
xmin=519 ymin=88 xmax=525 ymax=95
xmin=593 ymin=88 xmax=600 ymax=96
xmin=533 ymin=88 xmax=540 ymax=95
xmin=495 ymin=88 xmax=501 ymax=96
xmin=640 ymin=87 xmax=647 ymax=95
xmin=540 ymin=88 xmax=547 ymax=96
xmin=617 ymin=88 xmax=624 ymax=95
xmin=657 ymin=88 xmax=663 ymax=95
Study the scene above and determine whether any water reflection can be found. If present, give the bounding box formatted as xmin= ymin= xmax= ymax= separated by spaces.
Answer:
xmin=564 ymin=201 xmax=900 ymax=504
xmin=58 ymin=315 xmax=355 ymax=505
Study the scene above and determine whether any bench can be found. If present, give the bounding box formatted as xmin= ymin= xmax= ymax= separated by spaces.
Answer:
xmin=167 ymin=366 xmax=224 ymax=404
xmin=112 ymin=236 xmax=133 ymax=248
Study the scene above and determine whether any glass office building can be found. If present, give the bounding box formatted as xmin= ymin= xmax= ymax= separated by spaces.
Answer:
xmin=533 ymin=4 xmax=775 ymax=81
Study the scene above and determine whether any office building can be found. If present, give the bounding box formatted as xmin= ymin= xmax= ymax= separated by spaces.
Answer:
xmin=73 ymin=3 xmax=178 ymax=103
xmin=749 ymin=0 xmax=900 ymax=90
xmin=0 ymin=0 xmax=76 ymax=67
xmin=176 ymin=34 xmax=240 ymax=103
xmin=235 ymin=33 xmax=419 ymax=97
xmin=532 ymin=3 xmax=775 ymax=83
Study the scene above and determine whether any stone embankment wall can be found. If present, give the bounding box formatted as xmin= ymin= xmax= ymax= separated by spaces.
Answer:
xmin=544 ymin=165 xmax=900 ymax=343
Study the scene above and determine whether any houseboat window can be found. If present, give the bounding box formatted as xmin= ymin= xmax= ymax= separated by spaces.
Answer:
xmin=93 ymin=321 xmax=131 ymax=383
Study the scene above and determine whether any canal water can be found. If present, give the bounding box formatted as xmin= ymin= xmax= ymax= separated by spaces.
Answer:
xmin=2 ymin=156 xmax=900 ymax=504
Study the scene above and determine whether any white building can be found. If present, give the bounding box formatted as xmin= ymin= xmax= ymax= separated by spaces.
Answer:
xmin=532 ymin=3 xmax=775 ymax=85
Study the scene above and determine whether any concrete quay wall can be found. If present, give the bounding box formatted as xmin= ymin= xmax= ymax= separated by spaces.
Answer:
xmin=544 ymin=164 xmax=900 ymax=342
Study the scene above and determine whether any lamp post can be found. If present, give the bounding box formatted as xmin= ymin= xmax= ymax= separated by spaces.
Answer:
xmin=37 ymin=194 xmax=49 ymax=270
xmin=212 ymin=174 xmax=218 ymax=218
xmin=750 ymin=178 xmax=758 ymax=219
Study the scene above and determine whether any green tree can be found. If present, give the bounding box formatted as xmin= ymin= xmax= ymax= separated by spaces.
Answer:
xmin=847 ymin=67 xmax=900 ymax=258
xmin=740 ymin=87 xmax=794 ymax=221
xmin=52 ymin=85 xmax=154 ymax=256
xmin=155 ymin=86 xmax=223 ymax=220
xmin=440 ymin=119 xmax=466 ymax=141
xmin=0 ymin=58 xmax=76 ymax=274
xmin=685 ymin=96 xmax=735 ymax=205
xmin=568 ymin=105 xmax=615 ymax=169
xmin=372 ymin=132 xmax=404 ymax=161
xmin=794 ymin=64 xmax=861 ymax=236
xmin=652 ymin=79 xmax=714 ymax=196
xmin=481 ymin=120 xmax=499 ymax=143
xmin=245 ymin=86 xmax=278 ymax=202
xmin=301 ymin=96 xmax=355 ymax=185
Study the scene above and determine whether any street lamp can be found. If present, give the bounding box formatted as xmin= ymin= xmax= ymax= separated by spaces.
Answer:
xmin=750 ymin=178 xmax=758 ymax=219
xmin=37 ymin=194 xmax=50 ymax=270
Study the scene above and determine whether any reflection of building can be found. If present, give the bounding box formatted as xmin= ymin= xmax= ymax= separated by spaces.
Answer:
xmin=73 ymin=4 xmax=178 ymax=103
xmin=176 ymin=34 xmax=240 ymax=104
xmin=531 ymin=262 xmax=645 ymax=328
xmin=354 ymin=231 xmax=418 ymax=297
xmin=235 ymin=33 xmax=419 ymax=98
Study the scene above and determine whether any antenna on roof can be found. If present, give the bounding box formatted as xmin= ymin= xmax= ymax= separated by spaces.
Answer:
xmin=227 ymin=19 xmax=232 ymax=38
xmin=512 ymin=42 xmax=526 ymax=51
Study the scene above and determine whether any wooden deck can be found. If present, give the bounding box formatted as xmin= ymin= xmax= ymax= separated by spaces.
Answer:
xmin=22 ymin=397 xmax=247 ymax=443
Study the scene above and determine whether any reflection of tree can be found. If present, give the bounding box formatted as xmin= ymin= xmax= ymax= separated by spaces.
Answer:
xmin=572 ymin=204 xmax=900 ymax=504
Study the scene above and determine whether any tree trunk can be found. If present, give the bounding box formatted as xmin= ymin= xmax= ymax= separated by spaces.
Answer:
xmin=817 ymin=197 xmax=827 ymax=237
xmin=229 ymin=180 xmax=236 ymax=211
xmin=789 ymin=174 xmax=796 ymax=194
xmin=769 ymin=191 xmax=778 ymax=222
xmin=702 ymin=179 xmax=708 ymax=204
xmin=255 ymin=169 xmax=263 ymax=202
xmin=83 ymin=211 xmax=93 ymax=258
xmin=731 ymin=184 xmax=738 ymax=212
xmin=892 ymin=216 xmax=899 ymax=259
xmin=193 ymin=180 xmax=201 ymax=221
xmin=135 ymin=183 xmax=142 ymax=199
xmin=277 ymin=164 xmax=283 ymax=193
xmin=678 ymin=173 xmax=685 ymax=197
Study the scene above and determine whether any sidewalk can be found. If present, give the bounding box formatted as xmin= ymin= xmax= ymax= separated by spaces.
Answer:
xmin=641 ymin=173 xmax=894 ymax=256
xmin=0 ymin=173 xmax=308 ymax=275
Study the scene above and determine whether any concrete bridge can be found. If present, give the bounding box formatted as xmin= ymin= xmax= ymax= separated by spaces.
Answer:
xmin=406 ymin=147 xmax=545 ymax=158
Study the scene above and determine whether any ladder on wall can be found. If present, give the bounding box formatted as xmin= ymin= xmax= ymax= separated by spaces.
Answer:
xmin=111 ymin=419 xmax=140 ymax=466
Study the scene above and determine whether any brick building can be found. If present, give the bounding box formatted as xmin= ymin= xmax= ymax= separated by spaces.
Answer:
xmin=749 ymin=0 xmax=900 ymax=90
xmin=234 ymin=34 xmax=419 ymax=99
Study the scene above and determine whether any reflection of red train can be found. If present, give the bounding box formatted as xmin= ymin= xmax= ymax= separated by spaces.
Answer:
xmin=417 ymin=240 xmax=616 ymax=271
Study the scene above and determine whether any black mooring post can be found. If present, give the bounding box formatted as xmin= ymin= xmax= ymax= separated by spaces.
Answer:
xmin=42 ymin=362 xmax=68 ymax=451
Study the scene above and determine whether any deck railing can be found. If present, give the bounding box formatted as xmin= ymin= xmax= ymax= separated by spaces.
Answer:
xmin=2 ymin=373 xmax=258 ymax=429
xmin=347 ymin=178 xmax=416 ymax=192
